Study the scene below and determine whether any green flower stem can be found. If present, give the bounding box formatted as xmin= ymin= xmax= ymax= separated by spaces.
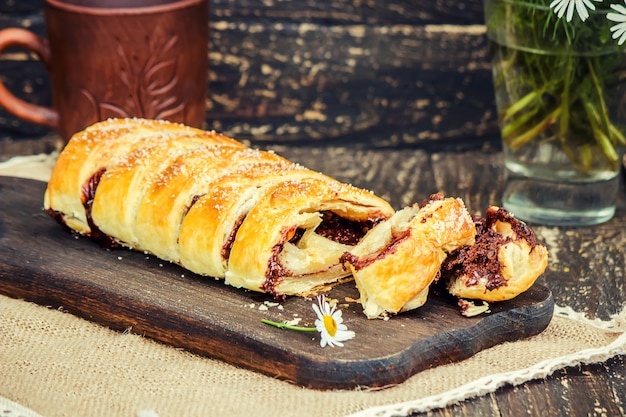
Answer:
xmin=507 ymin=106 xmax=561 ymax=150
xmin=262 ymin=319 xmax=317 ymax=332
xmin=488 ymin=0 xmax=626 ymax=175
xmin=502 ymin=90 xmax=542 ymax=121
xmin=583 ymin=100 xmax=620 ymax=166
xmin=609 ymin=123 xmax=626 ymax=146
xmin=501 ymin=107 xmax=539 ymax=139
xmin=587 ymin=57 xmax=611 ymax=136
xmin=558 ymin=56 xmax=573 ymax=140
xmin=580 ymin=144 xmax=594 ymax=172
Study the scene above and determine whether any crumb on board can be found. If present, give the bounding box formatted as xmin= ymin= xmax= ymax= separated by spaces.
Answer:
xmin=284 ymin=317 xmax=302 ymax=326
xmin=263 ymin=301 xmax=280 ymax=307
xmin=458 ymin=299 xmax=491 ymax=317
xmin=326 ymin=297 xmax=339 ymax=308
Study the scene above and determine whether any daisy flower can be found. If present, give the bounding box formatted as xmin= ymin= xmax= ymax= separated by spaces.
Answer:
xmin=261 ymin=295 xmax=355 ymax=348
xmin=312 ymin=295 xmax=355 ymax=348
xmin=549 ymin=0 xmax=601 ymax=22
xmin=608 ymin=2 xmax=626 ymax=45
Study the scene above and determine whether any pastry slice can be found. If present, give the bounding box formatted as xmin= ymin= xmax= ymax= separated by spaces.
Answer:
xmin=342 ymin=194 xmax=476 ymax=319
xmin=224 ymin=175 xmax=392 ymax=296
xmin=178 ymin=166 xmax=353 ymax=282
xmin=442 ymin=206 xmax=549 ymax=302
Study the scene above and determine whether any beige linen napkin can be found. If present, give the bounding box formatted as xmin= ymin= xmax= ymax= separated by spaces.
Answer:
xmin=0 ymin=152 xmax=58 ymax=182
xmin=1 ymin=295 xmax=624 ymax=417
xmin=1 ymin=154 xmax=625 ymax=417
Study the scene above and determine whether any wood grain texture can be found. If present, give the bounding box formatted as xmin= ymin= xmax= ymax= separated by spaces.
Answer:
xmin=0 ymin=142 xmax=624 ymax=415
xmin=209 ymin=0 xmax=485 ymax=25
xmin=0 ymin=0 xmax=498 ymax=153
xmin=274 ymin=146 xmax=626 ymax=322
xmin=0 ymin=176 xmax=553 ymax=390
xmin=428 ymin=356 xmax=626 ymax=417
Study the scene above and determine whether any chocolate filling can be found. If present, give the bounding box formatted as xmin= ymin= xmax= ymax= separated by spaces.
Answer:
xmin=79 ymin=168 xmax=121 ymax=249
xmin=419 ymin=192 xmax=445 ymax=209
xmin=221 ymin=213 xmax=246 ymax=262
xmin=45 ymin=207 xmax=68 ymax=228
xmin=440 ymin=206 xmax=539 ymax=290
xmin=340 ymin=229 xmax=412 ymax=271
xmin=263 ymin=226 xmax=295 ymax=298
xmin=263 ymin=212 xmax=381 ymax=296
xmin=315 ymin=211 xmax=376 ymax=246
xmin=46 ymin=168 xmax=121 ymax=249
xmin=189 ymin=194 xmax=203 ymax=210
xmin=440 ymin=225 xmax=506 ymax=290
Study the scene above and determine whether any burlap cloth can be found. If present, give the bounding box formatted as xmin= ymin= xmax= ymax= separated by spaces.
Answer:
xmin=1 ymin=153 xmax=625 ymax=417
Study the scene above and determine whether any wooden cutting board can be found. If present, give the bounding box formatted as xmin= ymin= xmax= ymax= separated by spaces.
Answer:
xmin=0 ymin=176 xmax=554 ymax=390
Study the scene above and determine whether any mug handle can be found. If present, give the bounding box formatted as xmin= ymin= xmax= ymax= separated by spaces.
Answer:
xmin=0 ymin=28 xmax=59 ymax=130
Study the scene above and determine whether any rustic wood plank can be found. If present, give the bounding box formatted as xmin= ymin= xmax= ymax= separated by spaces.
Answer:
xmin=274 ymin=146 xmax=626 ymax=322
xmin=561 ymin=360 xmax=626 ymax=416
xmin=1 ymin=0 xmax=487 ymax=25
xmin=0 ymin=133 xmax=61 ymax=162
xmin=495 ymin=373 xmax=573 ymax=416
xmin=506 ymin=359 xmax=626 ymax=417
xmin=0 ymin=2 xmax=498 ymax=147
xmin=208 ymin=22 xmax=495 ymax=145
xmin=0 ymin=141 xmax=624 ymax=415
xmin=602 ymin=355 xmax=626 ymax=409
xmin=0 ymin=0 xmax=44 ymax=14
xmin=416 ymin=393 xmax=502 ymax=417
xmin=409 ymin=357 xmax=626 ymax=417
xmin=0 ymin=176 xmax=554 ymax=390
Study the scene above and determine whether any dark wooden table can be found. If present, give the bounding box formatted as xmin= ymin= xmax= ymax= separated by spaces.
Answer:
xmin=2 ymin=137 xmax=624 ymax=417
xmin=272 ymin=144 xmax=626 ymax=417
xmin=1 ymin=0 xmax=625 ymax=415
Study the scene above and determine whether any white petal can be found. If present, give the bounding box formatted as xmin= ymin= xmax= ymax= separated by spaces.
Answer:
xmin=613 ymin=24 xmax=626 ymax=45
xmin=610 ymin=23 xmax=625 ymax=33
xmin=583 ymin=0 xmax=595 ymax=10
xmin=336 ymin=323 xmax=349 ymax=331
xmin=608 ymin=12 xmax=626 ymax=23
xmin=312 ymin=303 xmax=323 ymax=320
xmin=331 ymin=309 xmax=344 ymax=323
xmin=550 ymin=0 xmax=568 ymax=17
xmin=611 ymin=3 xmax=626 ymax=15
xmin=566 ymin=0 xmax=576 ymax=22
xmin=608 ymin=4 xmax=626 ymax=23
xmin=334 ymin=329 xmax=356 ymax=342
xmin=319 ymin=335 xmax=329 ymax=348
xmin=314 ymin=318 xmax=323 ymax=331
xmin=575 ymin=0 xmax=590 ymax=21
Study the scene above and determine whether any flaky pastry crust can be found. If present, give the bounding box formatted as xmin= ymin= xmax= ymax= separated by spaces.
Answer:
xmin=44 ymin=118 xmax=548 ymax=318
xmin=342 ymin=194 xmax=476 ymax=319
xmin=44 ymin=118 xmax=395 ymax=298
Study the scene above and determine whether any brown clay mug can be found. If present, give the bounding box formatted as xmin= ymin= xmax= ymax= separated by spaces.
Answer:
xmin=0 ymin=0 xmax=209 ymax=142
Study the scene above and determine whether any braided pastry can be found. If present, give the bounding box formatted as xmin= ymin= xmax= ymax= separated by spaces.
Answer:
xmin=44 ymin=118 xmax=394 ymax=297
xmin=44 ymin=118 xmax=548 ymax=318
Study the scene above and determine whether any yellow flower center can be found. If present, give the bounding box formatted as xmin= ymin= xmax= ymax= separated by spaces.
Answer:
xmin=323 ymin=315 xmax=337 ymax=337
